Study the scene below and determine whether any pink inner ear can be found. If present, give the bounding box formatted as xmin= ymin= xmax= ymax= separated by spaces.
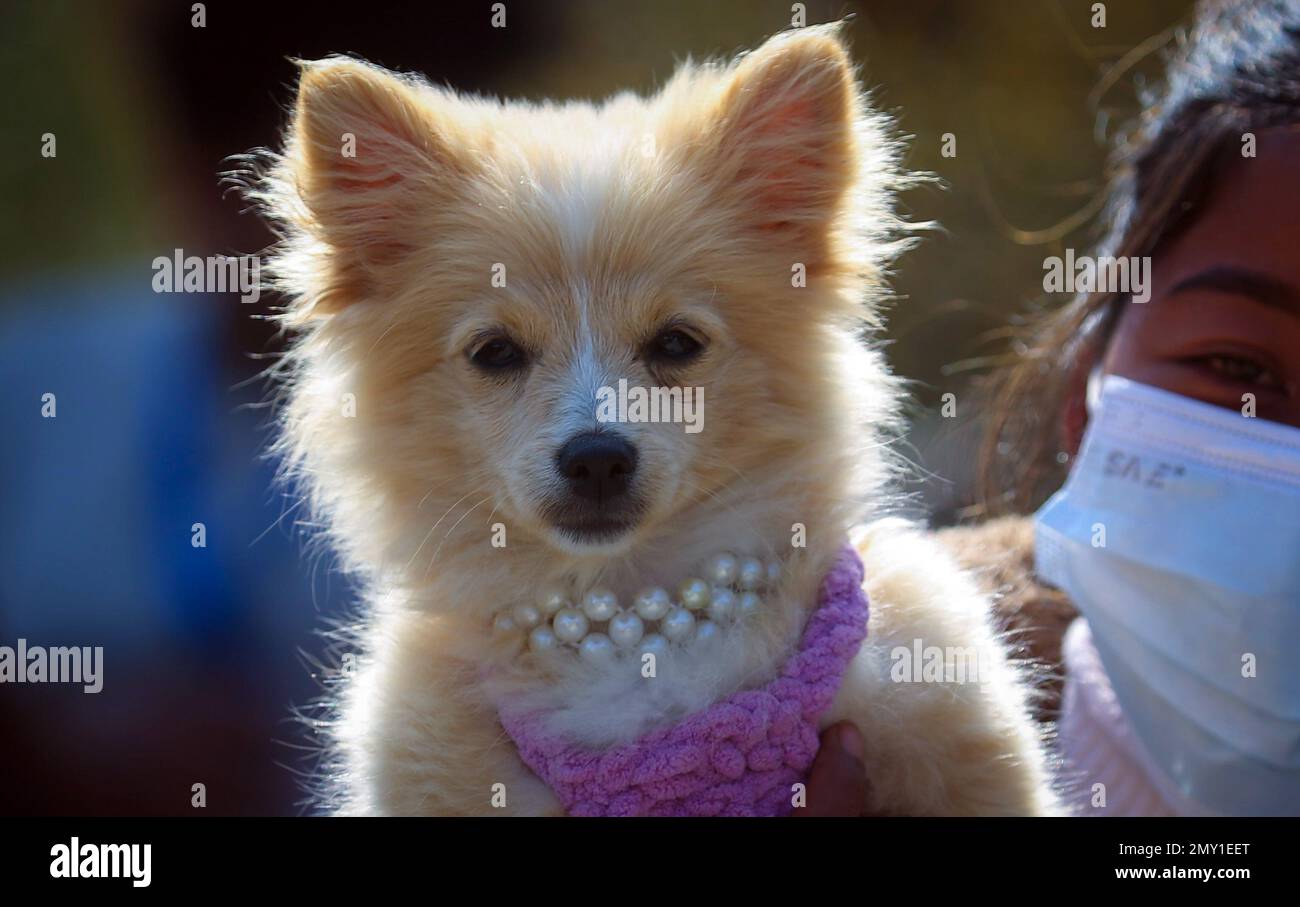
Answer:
xmin=303 ymin=120 xmax=431 ymax=265
xmin=732 ymin=91 xmax=841 ymax=234
xmin=332 ymin=170 xmax=406 ymax=193
xmin=314 ymin=120 xmax=423 ymax=191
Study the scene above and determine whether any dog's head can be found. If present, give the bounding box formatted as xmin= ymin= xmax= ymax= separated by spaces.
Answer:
xmin=257 ymin=24 xmax=906 ymax=588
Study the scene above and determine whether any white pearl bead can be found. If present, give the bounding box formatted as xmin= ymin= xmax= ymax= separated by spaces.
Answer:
xmin=639 ymin=633 xmax=670 ymax=660
xmin=679 ymin=578 xmax=711 ymax=611
xmin=582 ymin=589 xmax=619 ymax=622
xmin=608 ymin=612 xmax=645 ymax=648
xmin=552 ymin=608 xmax=589 ymax=644
xmin=512 ymin=604 xmax=542 ymax=629
xmin=633 ymin=587 xmax=671 ymax=621
xmin=528 ymin=625 xmax=558 ymax=652
xmin=492 ymin=613 xmax=517 ymax=634
xmin=579 ymin=633 xmax=616 ymax=664
xmin=738 ymin=591 xmax=761 ymax=617
xmin=694 ymin=620 xmax=720 ymax=645
xmin=766 ymin=560 xmax=781 ymax=584
xmin=661 ymin=607 xmax=696 ymax=642
xmin=537 ymin=586 xmax=568 ymax=616
xmin=738 ymin=557 xmax=765 ymax=591
xmin=704 ymin=553 xmax=739 ymax=587
xmin=707 ymin=587 xmax=736 ymax=623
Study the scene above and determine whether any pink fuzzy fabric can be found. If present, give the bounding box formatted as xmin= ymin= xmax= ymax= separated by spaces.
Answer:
xmin=498 ymin=546 xmax=869 ymax=816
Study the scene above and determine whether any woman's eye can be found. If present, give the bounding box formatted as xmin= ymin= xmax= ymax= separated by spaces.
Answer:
xmin=470 ymin=337 xmax=526 ymax=371
xmin=1201 ymin=354 xmax=1279 ymax=388
xmin=650 ymin=328 xmax=704 ymax=363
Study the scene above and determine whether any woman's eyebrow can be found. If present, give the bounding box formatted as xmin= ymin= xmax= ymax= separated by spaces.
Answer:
xmin=1169 ymin=265 xmax=1300 ymax=315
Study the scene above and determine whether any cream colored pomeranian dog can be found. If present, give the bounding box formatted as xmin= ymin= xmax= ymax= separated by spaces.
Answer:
xmin=251 ymin=23 xmax=1057 ymax=815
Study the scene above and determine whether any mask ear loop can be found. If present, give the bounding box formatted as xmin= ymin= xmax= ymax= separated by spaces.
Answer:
xmin=1085 ymin=362 xmax=1105 ymax=419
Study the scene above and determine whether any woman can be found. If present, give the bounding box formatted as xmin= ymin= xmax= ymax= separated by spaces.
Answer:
xmin=813 ymin=0 xmax=1300 ymax=816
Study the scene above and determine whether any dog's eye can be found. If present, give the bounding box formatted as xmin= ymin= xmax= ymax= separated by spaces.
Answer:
xmin=649 ymin=328 xmax=704 ymax=363
xmin=469 ymin=337 xmax=526 ymax=371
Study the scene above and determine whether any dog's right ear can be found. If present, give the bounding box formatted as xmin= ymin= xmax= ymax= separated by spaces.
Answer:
xmin=282 ymin=58 xmax=472 ymax=302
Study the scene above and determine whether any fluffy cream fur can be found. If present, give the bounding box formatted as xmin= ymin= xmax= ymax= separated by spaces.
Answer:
xmin=249 ymin=23 xmax=1058 ymax=815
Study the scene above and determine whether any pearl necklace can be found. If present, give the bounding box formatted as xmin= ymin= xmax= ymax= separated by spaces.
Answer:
xmin=492 ymin=552 xmax=782 ymax=664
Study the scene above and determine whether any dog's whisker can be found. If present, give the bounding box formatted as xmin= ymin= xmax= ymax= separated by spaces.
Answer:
xmin=424 ymin=495 xmax=493 ymax=578
xmin=402 ymin=488 xmax=482 ymax=574
xmin=249 ymin=494 xmax=310 ymax=548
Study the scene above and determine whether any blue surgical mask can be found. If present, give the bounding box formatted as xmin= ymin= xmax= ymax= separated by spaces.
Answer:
xmin=1035 ymin=375 xmax=1300 ymax=816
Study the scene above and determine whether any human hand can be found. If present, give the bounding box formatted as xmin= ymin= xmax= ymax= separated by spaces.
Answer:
xmin=795 ymin=721 xmax=870 ymax=816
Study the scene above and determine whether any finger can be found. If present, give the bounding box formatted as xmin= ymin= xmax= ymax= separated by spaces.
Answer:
xmin=797 ymin=721 xmax=869 ymax=817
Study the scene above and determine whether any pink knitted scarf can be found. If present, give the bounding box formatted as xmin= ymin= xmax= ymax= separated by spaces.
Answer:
xmin=497 ymin=546 xmax=869 ymax=816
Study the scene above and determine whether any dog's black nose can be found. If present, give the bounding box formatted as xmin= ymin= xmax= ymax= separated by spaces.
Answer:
xmin=556 ymin=432 xmax=637 ymax=502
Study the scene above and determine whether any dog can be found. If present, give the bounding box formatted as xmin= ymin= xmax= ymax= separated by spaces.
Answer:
xmin=248 ymin=23 xmax=1057 ymax=815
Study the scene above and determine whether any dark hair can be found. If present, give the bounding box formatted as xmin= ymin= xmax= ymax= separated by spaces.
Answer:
xmin=979 ymin=0 xmax=1300 ymax=513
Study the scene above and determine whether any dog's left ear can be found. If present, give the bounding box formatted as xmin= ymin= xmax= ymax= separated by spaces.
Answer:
xmin=698 ymin=25 xmax=859 ymax=253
